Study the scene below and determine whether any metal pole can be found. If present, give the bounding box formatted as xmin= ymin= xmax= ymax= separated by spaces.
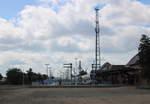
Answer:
xmin=95 ymin=8 xmax=100 ymax=85
xmin=75 ymin=58 xmax=78 ymax=85
xmin=22 ymin=68 xmax=24 ymax=86
xmin=45 ymin=64 xmax=50 ymax=77
xmin=70 ymin=63 xmax=72 ymax=85
xmin=49 ymin=67 xmax=52 ymax=79
xmin=45 ymin=64 xmax=50 ymax=85
xmin=63 ymin=63 xmax=73 ymax=85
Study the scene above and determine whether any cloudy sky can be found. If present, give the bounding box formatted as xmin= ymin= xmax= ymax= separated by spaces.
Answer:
xmin=0 ymin=0 xmax=150 ymax=76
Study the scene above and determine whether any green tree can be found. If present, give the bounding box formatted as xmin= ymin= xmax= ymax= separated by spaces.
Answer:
xmin=6 ymin=68 xmax=23 ymax=85
xmin=139 ymin=34 xmax=150 ymax=80
xmin=37 ymin=73 xmax=42 ymax=82
xmin=0 ymin=73 xmax=3 ymax=80
xmin=42 ymin=74 xmax=48 ymax=80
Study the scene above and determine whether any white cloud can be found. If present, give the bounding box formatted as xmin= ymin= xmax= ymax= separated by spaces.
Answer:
xmin=0 ymin=0 xmax=150 ymax=76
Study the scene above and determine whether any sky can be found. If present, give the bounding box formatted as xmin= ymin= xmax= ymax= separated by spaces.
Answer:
xmin=0 ymin=0 xmax=150 ymax=76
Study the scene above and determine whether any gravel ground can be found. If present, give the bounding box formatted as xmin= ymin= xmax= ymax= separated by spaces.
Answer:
xmin=0 ymin=86 xmax=150 ymax=104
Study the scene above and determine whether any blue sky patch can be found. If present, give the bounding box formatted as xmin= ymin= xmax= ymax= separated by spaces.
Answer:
xmin=138 ymin=0 xmax=150 ymax=5
xmin=0 ymin=0 xmax=36 ymax=19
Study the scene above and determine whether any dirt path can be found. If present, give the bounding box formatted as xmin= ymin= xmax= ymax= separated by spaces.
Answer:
xmin=0 ymin=86 xmax=150 ymax=104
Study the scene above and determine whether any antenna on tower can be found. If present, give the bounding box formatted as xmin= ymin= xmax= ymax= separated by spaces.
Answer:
xmin=95 ymin=7 xmax=101 ymax=70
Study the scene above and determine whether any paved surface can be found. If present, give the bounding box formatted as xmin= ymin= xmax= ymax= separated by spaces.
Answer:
xmin=0 ymin=86 xmax=150 ymax=104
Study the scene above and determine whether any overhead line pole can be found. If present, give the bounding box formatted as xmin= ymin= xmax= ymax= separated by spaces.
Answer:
xmin=45 ymin=64 xmax=50 ymax=79
xmin=64 ymin=63 xmax=72 ymax=85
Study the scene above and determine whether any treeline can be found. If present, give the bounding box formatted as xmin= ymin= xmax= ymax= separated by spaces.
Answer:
xmin=1 ymin=34 xmax=150 ymax=85
xmin=1 ymin=68 xmax=48 ymax=85
xmin=0 ymin=73 xmax=3 ymax=80
xmin=139 ymin=34 xmax=150 ymax=80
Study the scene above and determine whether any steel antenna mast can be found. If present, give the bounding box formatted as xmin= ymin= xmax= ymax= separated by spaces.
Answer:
xmin=95 ymin=8 xmax=101 ymax=70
